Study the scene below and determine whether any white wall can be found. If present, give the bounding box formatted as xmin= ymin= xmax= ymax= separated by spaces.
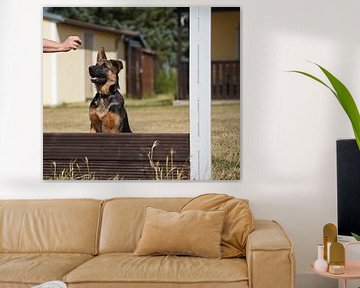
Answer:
xmin=0 ymin=0 xmax=359 ymax=287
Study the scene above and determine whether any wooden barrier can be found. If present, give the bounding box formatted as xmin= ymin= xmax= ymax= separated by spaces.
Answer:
xmin=211 ymin=61 xmax=240 ymax=100
xmin=43 ymin=133 xmax=190 ymax=180
xmin=178 ymin=60 xmax=240 ymax=100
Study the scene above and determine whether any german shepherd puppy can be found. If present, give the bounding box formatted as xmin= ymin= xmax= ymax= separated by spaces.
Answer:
xmin=88 ymin=47 xmax=131 ymax=133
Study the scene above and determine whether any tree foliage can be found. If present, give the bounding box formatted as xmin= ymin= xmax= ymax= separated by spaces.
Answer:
xmin=46 ymin=7 xmax=189 ymax=68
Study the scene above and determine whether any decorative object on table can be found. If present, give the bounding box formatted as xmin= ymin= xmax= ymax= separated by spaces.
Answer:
xmin=323 ymin=223 xmax=337 ymax=262
xmin=314 ymin=244 xmax=328 ymax=272
xmin=289 ymin=62 xmax=360 ymax=150
xmin=32 ymin=281 xmax=67 ymax=288
xmin=329 ymin=242 xmax=345 ymax=275
xmin=328 ymin=264 xmax=345 ymax=275
xmin=312 ymin=235 xmax=360 ymax=288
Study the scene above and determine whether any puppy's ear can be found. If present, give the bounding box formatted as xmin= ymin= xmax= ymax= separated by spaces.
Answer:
xmin=97 ymin=47 xmax=107 ymax=62
xmin=111 ymin=60 xmax=123 ymax=72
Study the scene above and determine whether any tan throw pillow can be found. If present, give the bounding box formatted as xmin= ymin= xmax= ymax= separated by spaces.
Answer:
xmin=134 ymin=207 xmax=225 ymax=258
xmin=181 ymin=194 xmax=254 ymax=258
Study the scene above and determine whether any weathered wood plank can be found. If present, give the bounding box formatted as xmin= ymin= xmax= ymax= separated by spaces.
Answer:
xmin=43 ymin=133 xmax=190 ymax=180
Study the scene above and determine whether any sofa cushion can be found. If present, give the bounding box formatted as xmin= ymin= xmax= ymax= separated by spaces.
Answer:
xmin=0 ymin=199 xmax=102 ymax=254
xmin=0 ymin=253 xmax=93 ymax=285
xmin=64 ymin=253 xmax=248 ymax=285
xmin=99 ymin=198 xmax=190 ymax=253
xmin=181 ymin=194 xmax=254 ymax=258
xmin=134 ymin=207 xmax=225 ymax=258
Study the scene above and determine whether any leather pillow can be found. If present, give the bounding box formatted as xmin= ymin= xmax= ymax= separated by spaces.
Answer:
xmin=134 ymin=207 xmax=225 ymax=258
xmin=181 ymin=194 xmax=254 ymax=258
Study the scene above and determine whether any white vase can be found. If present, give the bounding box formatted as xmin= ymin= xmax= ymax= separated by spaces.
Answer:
xmin=314 ymin=244 xmax=328 ymax=272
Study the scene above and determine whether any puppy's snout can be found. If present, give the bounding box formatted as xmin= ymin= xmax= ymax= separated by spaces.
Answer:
xmin=89 ymin=65 xmax=108 ymax=78
xmin=89 ymin=65 xmax=97 ymax=76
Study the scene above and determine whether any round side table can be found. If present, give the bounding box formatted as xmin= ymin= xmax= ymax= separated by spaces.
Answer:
xmin=311 ymin=242 xmax=360 ymax=288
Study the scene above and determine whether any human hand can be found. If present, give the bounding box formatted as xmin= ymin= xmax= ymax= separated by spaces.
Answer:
xmin=60 ymin=36 xmax=82 ymax=52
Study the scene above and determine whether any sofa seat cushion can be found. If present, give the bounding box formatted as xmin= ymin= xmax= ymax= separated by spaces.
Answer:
xmin=64 ymin=253 xmax=248 ymax=286
xmin=0 ymin=253 xmax=93 ymax=285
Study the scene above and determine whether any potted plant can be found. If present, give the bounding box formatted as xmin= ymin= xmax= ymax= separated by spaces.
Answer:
xmin=290 ymin=63 xmax=360 ymax=240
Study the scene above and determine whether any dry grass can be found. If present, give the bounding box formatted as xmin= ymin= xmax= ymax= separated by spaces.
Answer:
xmin=211 ymin=104 xmax=240 ymax=180
xmin=49 ymin=158 xmax=96 ymax=180
xmin=43 ymin=104 xmax=189 ymax=133
xmin=49 ymin=157 xmax=121 ymax=180
xmin=43 ymin=101 xmax=240 ymax=180
xmin=148 ymin=140 xmax=189 ymax=180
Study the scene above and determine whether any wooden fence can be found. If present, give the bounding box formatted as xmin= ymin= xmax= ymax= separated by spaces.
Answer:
xmin=178 ymin=60 xmax=240 ymax=100
xmin=43 ymin=133 xmax=190 ymax=180
xmin=211 ymin=61 xmax=240 ymax=100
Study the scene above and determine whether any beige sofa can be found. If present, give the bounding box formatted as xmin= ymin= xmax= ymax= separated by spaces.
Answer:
xmin=0 ymin=198 xmax=295 ymax=288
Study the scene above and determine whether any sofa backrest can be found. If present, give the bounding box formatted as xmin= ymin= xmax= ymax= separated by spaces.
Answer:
xmin=0 ymin=199 xmax=102 ymax=254
xmin=99 ymin=197 xmax=190 ymax=253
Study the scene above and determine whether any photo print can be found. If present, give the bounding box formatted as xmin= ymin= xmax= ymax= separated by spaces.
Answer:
xmin=43 ymin=7 xmax=240 ymax=180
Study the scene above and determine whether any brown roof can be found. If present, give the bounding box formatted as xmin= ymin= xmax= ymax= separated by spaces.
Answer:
xmin=43 ymin=12 xmax=148 ymax=48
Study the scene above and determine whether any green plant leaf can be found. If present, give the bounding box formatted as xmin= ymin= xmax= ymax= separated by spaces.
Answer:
xmin=289 ymin=64 xmax=360 ymax=150
xmin=316 ymin=64 xmax=360 ymax=149
xmin=288 ymin=70 xmax=337 ymax=98
xmin=351 ymin=232 xmax=360 ymax=241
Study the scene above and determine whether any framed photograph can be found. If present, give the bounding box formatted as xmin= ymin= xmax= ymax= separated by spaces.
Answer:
xmin=43 ymin=7 xmax=240 ymax=180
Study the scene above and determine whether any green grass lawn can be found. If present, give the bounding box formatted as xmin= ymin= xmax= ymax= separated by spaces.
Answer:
xmin=43 ymin=100 xmax=240 ymax=180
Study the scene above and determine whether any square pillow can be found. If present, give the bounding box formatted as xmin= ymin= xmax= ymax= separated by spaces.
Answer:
xmin=181 ymin=193 xmax=255 ymax=258
xmin=134 ymin=207 xmax=225 ymax=258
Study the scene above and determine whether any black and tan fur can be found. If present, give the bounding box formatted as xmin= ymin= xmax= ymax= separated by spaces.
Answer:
xmin=89 ymin=47 xmax=131 ymax=133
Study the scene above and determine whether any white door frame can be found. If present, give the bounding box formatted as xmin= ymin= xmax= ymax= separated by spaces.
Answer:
xmin=189 ymin=7 xmax=212 ymax=180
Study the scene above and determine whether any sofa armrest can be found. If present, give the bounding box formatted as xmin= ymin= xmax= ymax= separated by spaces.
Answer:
xmin=246 ymin=220 xmax=295 ymax=288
